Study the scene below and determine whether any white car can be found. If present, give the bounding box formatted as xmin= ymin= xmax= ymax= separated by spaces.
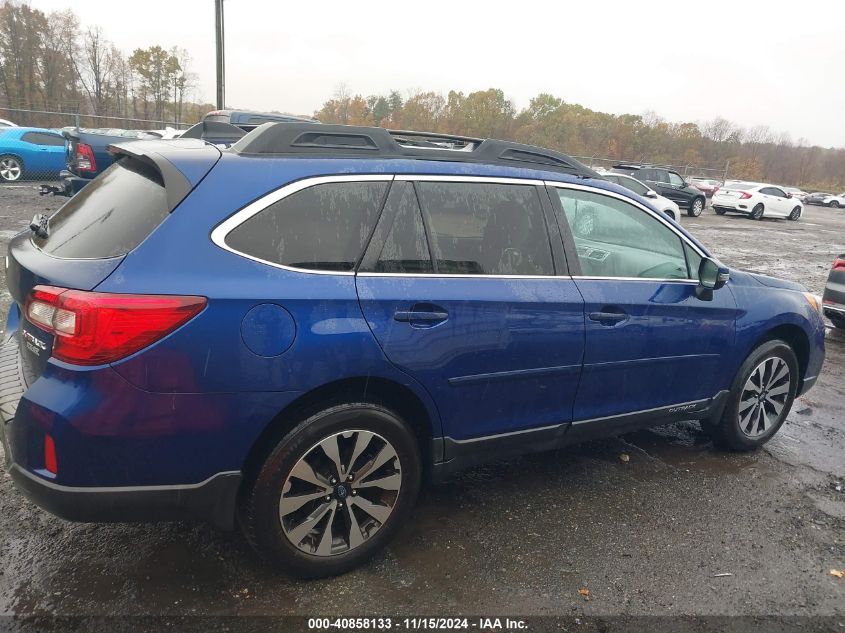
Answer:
xmin=712 ymin=182 xmax=803 ymax=221
xmin=819 ymin=192 xmax=845 ymax=208
xmin=599 ymin=171 xmax=682 ymax=222
xmin=783 ymin=186 xmax=808 ymax=202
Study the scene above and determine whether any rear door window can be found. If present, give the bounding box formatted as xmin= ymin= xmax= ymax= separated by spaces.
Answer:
xmin=362 ymin=182 xmax=433 ymax=274
xmin=224 ymin=181 xmax=390 ymax=272
xmin=415 ymin=182 xmax=554 ymax=276
xmin=33 ymin=158 xmax=169 ymax=259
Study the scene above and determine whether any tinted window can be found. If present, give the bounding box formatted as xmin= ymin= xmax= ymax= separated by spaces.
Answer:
xmin=759 ymin=187 xmax=775 ymax=195
xmin=554 ymin=188 xmax=689 ymax=280
xmin=21 ymin=131 xmax=64 ymax=146
xmin=667 ymin=172 xmax=685 ymax=187
xmin=416 ymin=182 xmax=554 ymax=276
xmin=616 ymin=175 xmax=649 ymax=196
xmin=225 ymin=181 xmax=389 ymax=272
xmin=365 ymin=182 xmax=432 ymax=273
xmin=203 ymin=114 xmax=230 ymax=123
xmin=33 ymin=159 xmax=168 ymax=258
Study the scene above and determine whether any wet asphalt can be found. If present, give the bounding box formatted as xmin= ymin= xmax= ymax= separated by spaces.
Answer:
xmin=0 ymin=185 xmax=842 ymax=625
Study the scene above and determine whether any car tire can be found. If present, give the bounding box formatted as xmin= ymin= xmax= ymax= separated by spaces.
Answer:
xmin=830 ymin=314 xmax=845 ymax=330
xmin=702 ymin=340 xmax=798 ymax=451
xmin=0 ymin=155 xmax=23 ymax=182
xmin=750 ymin=203 xmax=765 ymax=220
xmin=239 ymin=402 xmax=421 ymax=578
xmin=714 ymin=207 xmax=727 ymax=216
xmin=830 ymin=200 xmax=841 ymax=208
xmin=663 ymin=209 xmax=676 ymax=221
xmin=788 ymin=207 xmax=801 ymax=221
xmin=688 ymin=197 xmax=705 ymax=217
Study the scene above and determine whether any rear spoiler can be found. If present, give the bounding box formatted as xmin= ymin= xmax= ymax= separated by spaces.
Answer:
xmin=107 ymin=140 xmax=220 ymax=212
xmin=180 ymin=120 xmax=247 ymax=145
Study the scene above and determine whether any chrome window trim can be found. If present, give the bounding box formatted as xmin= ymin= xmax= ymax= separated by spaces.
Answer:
xmin=395 ymin=174 xmax=545 ymax=185
xmin=209 ymin=174 xmax=394 ymax=276
xmin=211 ymin=173 xmax=708 ymax=281
xmin=544 ymin=179 xmax=707 ymax=281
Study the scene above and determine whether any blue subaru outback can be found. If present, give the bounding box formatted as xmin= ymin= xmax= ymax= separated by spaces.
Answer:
xmin=0 ymin=123 xmax=826 ymax=577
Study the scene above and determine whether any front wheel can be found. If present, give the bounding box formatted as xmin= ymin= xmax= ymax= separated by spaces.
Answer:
xmin=830 ymin=314 xmax=845 ymax=330
xmin=830 ymin=200 xmax=841 ymax=208
xmin=702 ymin=340 xmax=798 ymax=451
xmin=750 ymin=203 xmax=764 ymax=220
xmin=688 ymin=197 xmax=705 ymax=217
xmin=0 ymin=155 xmax=23 ymax=182
xmin=788 ymin=207 xmax=801 ymax=221
xmin=239 ymin=402 xmax=421 ymax=578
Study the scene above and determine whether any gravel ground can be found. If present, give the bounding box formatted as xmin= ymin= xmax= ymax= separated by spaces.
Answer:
xmin=0 ymin=184 xmax=842 ymax=629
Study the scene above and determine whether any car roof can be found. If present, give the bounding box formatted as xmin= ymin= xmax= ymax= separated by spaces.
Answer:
xmin=229 ymin=122 xmax=602 ymax=180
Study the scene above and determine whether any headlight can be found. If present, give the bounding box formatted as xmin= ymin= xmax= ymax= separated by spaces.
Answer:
xmin=802 ymin=292 xmax=824 ymax=318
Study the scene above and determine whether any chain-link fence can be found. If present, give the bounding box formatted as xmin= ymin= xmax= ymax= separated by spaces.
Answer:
xmin=0 ymin=107 xmax=194 ymax=185
xmin=572 ymin=155 xmax=730 ymax=183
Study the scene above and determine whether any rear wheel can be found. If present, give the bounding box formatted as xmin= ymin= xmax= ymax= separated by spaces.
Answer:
xmin=830 ymin=314 xmax=845 ymax=330
xmin=830 ymin=200 xmax=841 ymax=208
xmin=788 ymin=207 xmax=801 ymax=221
xmin=702 ymin=340 xmax=798 ymax=450
xmin=239 ymin=402 xmax=421 ymax=578
xmin=750 ymin=203 xmax=765 ymax=220
xmin=714 ymin=207 xmax=727 ymax=215
xmin=688 ymin=197 xmax=705 ymax=217
xmin=0 ymin=155 xmax=23 ymax=182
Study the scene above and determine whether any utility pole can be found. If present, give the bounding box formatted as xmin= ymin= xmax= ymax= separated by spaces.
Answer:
xmin=215 ymin=0 xmax=225 ymax=110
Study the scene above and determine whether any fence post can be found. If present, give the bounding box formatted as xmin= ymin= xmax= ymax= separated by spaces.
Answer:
xmin=74 ymin=113 xmax=80 ymax=131
xmin=724 ymin=160 xmax=730 ymax=182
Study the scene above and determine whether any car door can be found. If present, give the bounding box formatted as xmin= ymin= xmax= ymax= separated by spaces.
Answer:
xmin=547 ymin=183 xmax=739 ymax=426
xmin=665 ymin=170 xmax=691 ymax=207
xmin=769 ymin=187 xmax=791 ymax=216
xmin=759 ymin=187 xmax=785 ymax=216
xmin=356 ymin=177 xmax=585 ymax=445
xmin=20 ymin=131 xmax=64 ymax=174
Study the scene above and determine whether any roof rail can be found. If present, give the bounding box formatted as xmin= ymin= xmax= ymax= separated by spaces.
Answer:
xmin=230 ymin=122 xmax=600 ymax=178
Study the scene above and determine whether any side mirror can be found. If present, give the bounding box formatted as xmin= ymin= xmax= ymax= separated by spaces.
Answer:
xmin=645 ymin=190 xmax=658 ymax=199
xmin=786 ymin=192 xmax=793 ymax=198
xmin=698 ymin=257 xmax=730 ymax=293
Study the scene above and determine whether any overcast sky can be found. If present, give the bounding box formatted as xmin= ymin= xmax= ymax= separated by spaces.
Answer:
xmin=30 ymin=0 xmax=845 ymax=147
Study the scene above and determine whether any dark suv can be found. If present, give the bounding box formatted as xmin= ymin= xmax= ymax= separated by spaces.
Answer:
xmin=612 ymin=164 xmax=707 ymax=217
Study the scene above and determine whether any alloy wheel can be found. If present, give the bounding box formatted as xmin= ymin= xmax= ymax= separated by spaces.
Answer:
xmin=0 ymin=157 xmax=22 ymax=182
xmin=279 ymin=430 xmax=402 ymax=557
xmin=737 ymin=357 xmax=791 ymax=438
xmin=691 ymin=199 xmax=703 ymax=216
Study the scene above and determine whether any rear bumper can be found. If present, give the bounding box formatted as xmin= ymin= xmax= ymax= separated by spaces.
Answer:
xmin=8 ymin=463 xmax=241 ymax=530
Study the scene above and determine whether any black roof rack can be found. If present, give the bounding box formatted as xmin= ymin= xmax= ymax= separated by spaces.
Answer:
xmin=230 ymin=122 xmax=600 ymax=179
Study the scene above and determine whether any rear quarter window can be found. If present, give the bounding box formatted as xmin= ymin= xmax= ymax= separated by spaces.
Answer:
xmin=33 ymin=158 xmax=168 ymax=259
xmin=224 ymin=181 xmax=390 ymax=272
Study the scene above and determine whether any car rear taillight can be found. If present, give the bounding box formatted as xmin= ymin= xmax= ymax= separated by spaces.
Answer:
xmin=739 ymin=192 xmax=752 ymax=199
xmin=75 ymin=143 xmax=97 ymax=174
xmin=25 ymin=285 xmax=206 ymax=365
xmin=832 ymin=258 xmax=845 ymax=272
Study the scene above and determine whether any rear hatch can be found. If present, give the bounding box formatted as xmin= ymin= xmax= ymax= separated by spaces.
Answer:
xmin=6 ymin=140 xmax=221 ymax=384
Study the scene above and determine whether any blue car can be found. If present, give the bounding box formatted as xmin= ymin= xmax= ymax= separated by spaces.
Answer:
xmin=0 ymin=127 xmax=65 ymax=182
xmin=1 ymin=123 xmax=826 ymax=577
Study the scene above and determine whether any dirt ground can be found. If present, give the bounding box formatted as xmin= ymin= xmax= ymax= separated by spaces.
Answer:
xmin=0 ymin=184 xmax=842 ymax=630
